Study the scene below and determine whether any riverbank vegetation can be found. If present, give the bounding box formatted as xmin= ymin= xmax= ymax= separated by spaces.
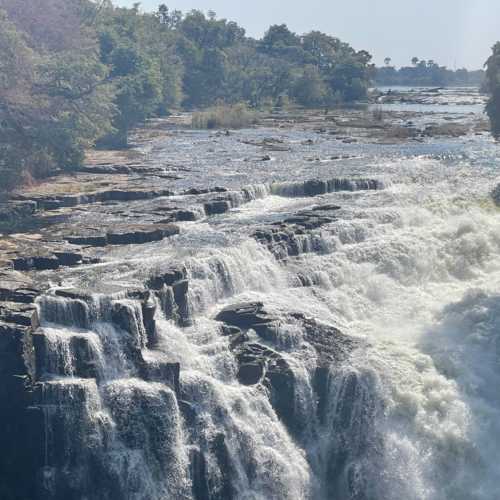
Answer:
xmin=375 ymin=58 xmax=484 ymax=87
xmin=0 ymin=0 xmax=373 ymax=194
xmin=485 ymin=43 xmax=500 ymax=139
xmin=192 ymin=103 xmax=258 ymax=129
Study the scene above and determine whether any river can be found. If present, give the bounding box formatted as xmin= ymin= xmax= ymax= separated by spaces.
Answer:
xmin=27 ymin=87 xmax=500 ymax=499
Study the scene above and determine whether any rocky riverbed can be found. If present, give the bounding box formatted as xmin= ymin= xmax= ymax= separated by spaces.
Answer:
xmin=2 ymin=87 xmax=500 ymax=500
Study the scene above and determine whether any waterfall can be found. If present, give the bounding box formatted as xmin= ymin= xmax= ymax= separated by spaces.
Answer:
xmin=26 ymin=141 xmax=500 ymax=500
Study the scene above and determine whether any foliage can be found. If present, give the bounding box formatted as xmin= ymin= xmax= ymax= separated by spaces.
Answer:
xmin=0 ymin=2 xmax=114 ymax=193
xmin=192 ymin=102 xmax=257 ymax=129
xmin=292 ymin=66 xmax=327 ymax=107
xmin=485 ymin=43 xmax=500 ymax=139
xmin=375 ymin=58 xmax=485 ymax=87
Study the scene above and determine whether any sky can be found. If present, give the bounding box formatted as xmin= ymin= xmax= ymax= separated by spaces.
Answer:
xmin=116 ymin=0 xmax=499 ymax=70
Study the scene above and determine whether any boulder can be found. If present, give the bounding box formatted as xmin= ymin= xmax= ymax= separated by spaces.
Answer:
xmin=215 ymin=302 xmax=278 ymax=330
xmin=204 ymin=200 xmax=231 ymax=216
xmin=146 ymin=267 xmax=186 ymax=290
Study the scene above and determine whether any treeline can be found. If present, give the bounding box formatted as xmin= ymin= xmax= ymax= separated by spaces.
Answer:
xmin=375 ymin=58 xmax=484 ymax=87
xmin=0 ymin=0 xmax=373 ymax=193
xmin=485 ymin=43 xmax=500 ymax=138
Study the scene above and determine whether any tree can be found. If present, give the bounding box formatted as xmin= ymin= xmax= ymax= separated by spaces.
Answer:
xmin=0 ymin=3 xmax=114 ymax=192
xmin=411 ymin=57 xmax=419 ymax=66
xmin=486 ymin=42 xmax=500 ymax=139
xmin=260 ymin=24 xmax=300 ymax=55
xmin=384 ymin=57 xmax=392 ymax=67
xmin=292 ymin=66 xmax=327 ymax=107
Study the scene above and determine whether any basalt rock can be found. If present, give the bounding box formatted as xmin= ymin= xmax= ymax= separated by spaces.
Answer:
xmin=12 ymin=249 xmax=90 ymax=271
xmin=204 ymin=199 xmax=231 ymax=216
xmin=0 ymin=320 xmax=39 ymax=499
xmin=146 ymin=267 xmax=187 ymax=290
xmin=251 ymin=205 xmax=339 ymax=259
xmin=143 ymin=360 xmax=181 ymax=397
xmin=0 ymin=302 xmax=37 ymax=327
xmin=215 ymin=301 xmax=279 ymax=332
xmin=0 ymin=271 xmax=40 ymax=303
xmin=26 ymin=188 xmax=174 ymax=212
xmin=66 ymin=223 xmax=180 ymax=247
xmin=0 ymin=201 xmax=37 ymax=225
xmin=271 ymin=178 xmax=382 ymax=198
xmin=233 ymin=341 xmax=299 ymax=435
xmin=106 ymin=223 xmax=180 ymax=245
xmin=184 ymin=187 xmax=228 ymax=196
xmin=32 ymin=331 xmax=100 ymax=380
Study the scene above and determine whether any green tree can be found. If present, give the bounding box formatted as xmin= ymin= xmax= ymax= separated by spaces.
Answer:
xmin=0 ymin=4 xmax=114 ymax=192
xmin=292 ymin=66 xmax=327 ymax=107
xmin=486 ymin=42 xmax=500 ymax=139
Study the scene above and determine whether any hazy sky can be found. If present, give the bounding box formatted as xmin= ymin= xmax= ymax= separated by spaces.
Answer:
xmin=116 ymin=0 xmax=499 ymax=69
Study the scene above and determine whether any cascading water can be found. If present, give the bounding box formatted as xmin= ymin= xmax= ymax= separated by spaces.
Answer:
xmin=26 ymin=102 xmax=500 ymax=499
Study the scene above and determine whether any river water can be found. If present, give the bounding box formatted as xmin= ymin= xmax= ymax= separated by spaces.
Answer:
xmin=32 ymin=89 xmax=500 ymax=499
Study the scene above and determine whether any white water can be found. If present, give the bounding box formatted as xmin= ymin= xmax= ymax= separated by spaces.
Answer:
xmin=33 ymin=136 xmax=500 ymax=499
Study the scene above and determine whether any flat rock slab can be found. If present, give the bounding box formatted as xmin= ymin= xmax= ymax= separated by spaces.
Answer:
xmin=66 ymin=223 xmax=180 ymax=247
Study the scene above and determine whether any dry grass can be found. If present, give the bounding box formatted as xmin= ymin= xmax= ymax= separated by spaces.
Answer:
xmin=192 ymin=103 xmax=258 ymax=129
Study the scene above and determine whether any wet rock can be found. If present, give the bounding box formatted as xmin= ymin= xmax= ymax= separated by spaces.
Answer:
xmin=26 ymin=188 xmax=174 ymax=213
xmin=233 ymin=342 xmax=298 ymax=434
xmin=143 ymin=360 xmax=181 ymax=396
xmin=0 ymin=302 xmax=36 ymax=327
xmin=228 ymin=331 xmax=249 ymax=350
xmin=300 ymin=317 xmax=358 ymax=367
xmin=0 ymin=201 xmax=37 ymax=225
xmin=204 ymin=199 xmax=231 ymax=216
xmin=13 ymin=249 xmax=87 ymax=271
xmin=215 ymin=302 xmax=278 ymax=331
xmin=252 ymin=224 xmax=327 ymax=259
xmin=146 ymin=268 xmax=186 ymax=290
xmin=312 ymin=204 xmax=341 ymax=212
xmin=141 ymin=292 xmax=158 ymax=346
xmin=66 ymin=223 xmax=180 ymax=247
xmin=172 ymin=279 xmax=191 ymax=327
xmin=190 ymin=448 xmax=210 ymax=500
xmin=0 ymin=321 xmax=34 ymax=378
xmin=221 ymin=324 xmax=242 ymax=336
xmin=106 ymin=223 xmax=179 ymax=245
xmin=13 ymin=254 xmax=60 ymax=271
xmin=66 ymin=233 xmax=107 ymax=247
xmin=271 ymin=178 xmax=382 ymax=197
xmin=0 ymin=374 xmax=41 ymax=500
xmin=32 ymin=331 xmax=100 ymax=380
xmin=179 ymin=400 xmax=197 ymax=427
xmin=208 ymin=433 xmax=237 ymax=500
xmin=174 ymin=209 xmax=198 ymax=221
xmin=238 ymin=360 xmax=265 ymax=385
xmin=184 ymin=187 xmax=228 ymax=196
xmin=0 ymin=271 xmax=39 ymax=303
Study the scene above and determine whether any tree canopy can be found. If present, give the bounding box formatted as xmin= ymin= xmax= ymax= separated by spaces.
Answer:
xmin=485 ymin=43 xmax=500 ymax=139
xmin=375 ymin=57 xmax=484 ymax=87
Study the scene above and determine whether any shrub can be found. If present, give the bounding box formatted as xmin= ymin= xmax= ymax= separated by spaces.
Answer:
xmin=192 ymin=103 xmax=258 ymax=129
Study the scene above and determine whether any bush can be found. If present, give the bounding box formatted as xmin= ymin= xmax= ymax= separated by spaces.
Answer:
xmin=192 ymin=103 xmax=258 ymax=129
